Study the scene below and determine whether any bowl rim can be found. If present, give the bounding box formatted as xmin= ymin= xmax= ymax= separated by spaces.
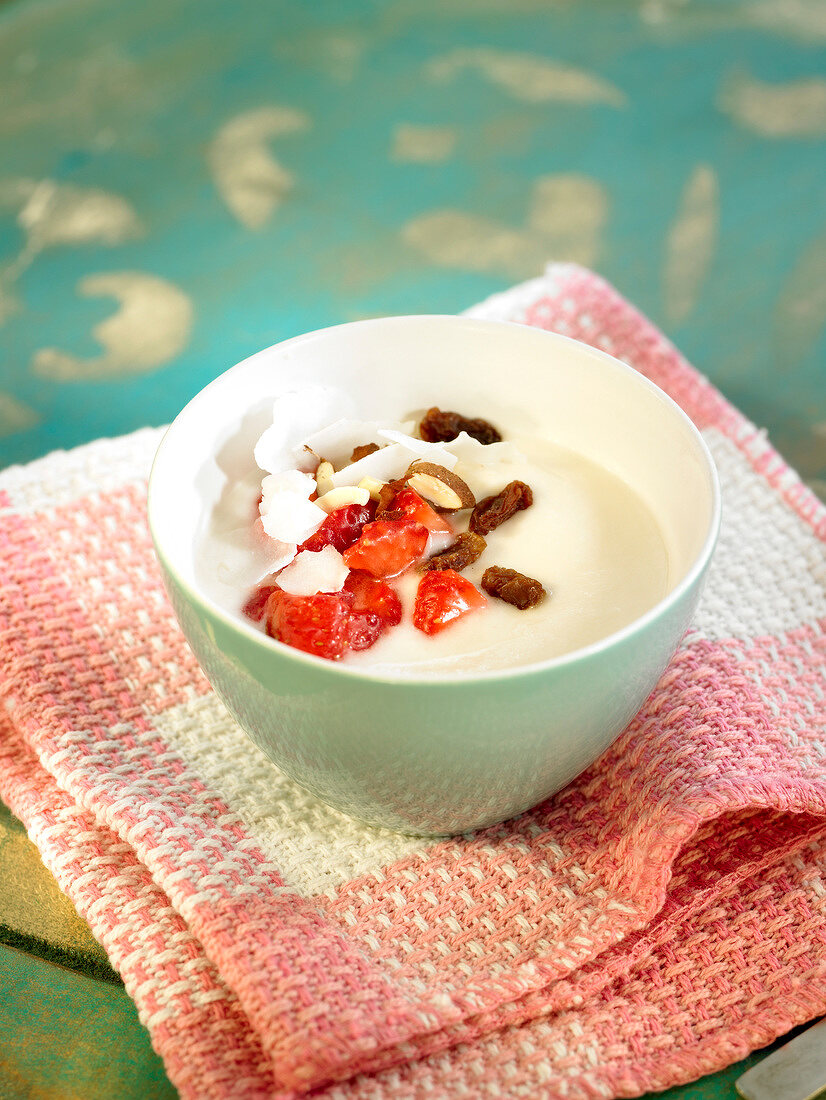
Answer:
xmin=148 ymin=314 xmax=722 ymax=686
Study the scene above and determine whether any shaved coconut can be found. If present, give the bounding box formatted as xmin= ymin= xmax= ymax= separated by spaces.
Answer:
xmin=215 ymin=522 xmax=296 ymax=589
xmin=277 ymin=545 xmax=349 ymax=596
xmin=260 ymin=469 xmax=316 ymax=503
xmin=254 ymin=386 xmax=353 ymax=473
xmin=296 ymin=418 xmax=407 ymax=468
xmin=442 ymin=431 xmax=524 ymax=466
xmin=377 ymin=429 xmax=459 ymax=468
xmin=260 ymin=492 xmax=325 ymax=544
xmin=331 ymin=433 xmax=460 ymax=489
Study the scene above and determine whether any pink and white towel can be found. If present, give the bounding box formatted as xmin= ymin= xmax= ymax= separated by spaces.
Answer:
xmin=1 ymin=265 xmax=825 ymax=1099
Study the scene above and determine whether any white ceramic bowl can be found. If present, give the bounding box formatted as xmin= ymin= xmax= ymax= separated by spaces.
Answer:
xmin=148 ymin=316 xmax=720 ymax=834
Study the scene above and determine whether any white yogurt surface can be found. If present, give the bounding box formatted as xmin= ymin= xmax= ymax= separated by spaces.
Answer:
xmin=199 ymin=432 xmax=671 ymax=675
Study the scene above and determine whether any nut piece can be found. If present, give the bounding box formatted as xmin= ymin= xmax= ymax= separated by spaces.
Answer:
xmin=419 ymin=407 xmax=502 ymax=446
xmin=481 ymin=566 xmax=546 ymax=610
xmin=357 ymin=476 xmax=385 ymax=501
xmin=315 ymin=485 xmax=370 ymax=514
xmin=469 ymin=480 xmax=533 ymax=536
xmin=405 ymin=462 xmax=476 ymax=512
xmin=315 ymin=460 xmax=335 ymax=496
xmin=351 ymin=442 xmax=380 ymax=463
xmin=423 ymin=531 xmax=487 ymax=573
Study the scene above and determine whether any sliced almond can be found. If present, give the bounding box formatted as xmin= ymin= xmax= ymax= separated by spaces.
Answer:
xmin=405 ymin=462 xmax=476 ymax=511
xmin=315 ymin=485 xmax=370 ymax=513
xmin=315 ymin=459 xmax=335 ymax=496
xmin=357 ymin=475 xmax=385 ymax=501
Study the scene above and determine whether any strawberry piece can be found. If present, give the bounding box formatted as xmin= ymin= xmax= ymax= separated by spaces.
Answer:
xmin=343 ymin=518 xmax=428 ymax=578
xmin=391 ymin=488 xmax=453 ymax=537
xmin=242 ymin=583 xmax=278 ymax=622
xmin=300 ymin=502 xmax=376 ymax=553
xmin=343 ymin=570 xmax=402 ymax=626
xmin=345 ymin=611 xmax=383 ymax=651
xmin=265 ymin=589 xmax=352 ymax=660
xmin=413 ymin=569 xmax=487 ymax=635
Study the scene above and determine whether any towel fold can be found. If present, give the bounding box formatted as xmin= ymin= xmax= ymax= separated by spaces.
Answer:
xmin=1 ymin=264 xmax=824 ymax=1100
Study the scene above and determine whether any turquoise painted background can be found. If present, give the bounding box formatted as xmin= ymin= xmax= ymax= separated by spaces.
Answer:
xmin=0 ymin=0 xmax=824 ymax=1097
xmin=1 ymin=0 xmax=825 ymax=484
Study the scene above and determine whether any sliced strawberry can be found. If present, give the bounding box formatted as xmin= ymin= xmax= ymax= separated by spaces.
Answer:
xmin=413 ymin=569 xmax=487 ymax=635
xmin=343 ymin=518 xmax=428 ymax=578
xmin=265 ymin=589 xmax=352 ymax=660
xmin=242 ymin=583 xmax=278 ymax=622
xmin=345 ymin=611 xmax=384 ymax=651
xmin=343 ymin=570 xmax=402 ymax=626
xmin=299 ymin=501 xmax=376 ymax=553
xmin=392 ymin=488 xmax=453 ymax=537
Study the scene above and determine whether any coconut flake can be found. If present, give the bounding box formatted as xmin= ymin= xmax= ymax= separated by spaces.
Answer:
xmin=330 ymin=432 xmax=461 ymax=489
xmin=442 ymin=431 xmax=523 ymax=466
xmin=260 ymin=490 xmax=325 ymax=544
xmin=277 ymin=545 xmax=349 ymax=596
xmin=254 ymin=386 xmax=354 ymax=473
xmin=260 ymin=469 xmax=316 ymax=500
xmin=215 ymin=521 xmax=297 ymax=589
xmin=377 ymin=429 xmax=459 ymax=468
xmin=296 ymin=418 xmax=407 ymax=468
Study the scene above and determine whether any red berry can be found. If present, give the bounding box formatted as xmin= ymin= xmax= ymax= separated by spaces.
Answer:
xmin=343 ymin=518 xmax=429 ymax=578
xmin=265 ymin=589 xmax=352 ymax=660
xmin=242 ymin=583 xmax=278 ymax=622
xmin=413 ymin=569 xmax=487 ymax=635
xmin=345 ymin=611 xmax=384 ymax=651
xmin=392 ymin=488 xmax=453 ymax=537
xmin=343 ymin=570 xmax=402 ymax=626
xmin=300 ymin=502 xmax=376 ymax=553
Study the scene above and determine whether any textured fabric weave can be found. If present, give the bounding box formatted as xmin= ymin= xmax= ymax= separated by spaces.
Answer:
xmin=1 ymin=265 xmax=824 ymax=1099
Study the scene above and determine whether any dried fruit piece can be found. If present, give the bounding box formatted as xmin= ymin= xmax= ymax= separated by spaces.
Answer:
xmin=351 ymin=442 xmax=380 ymax=463
xmin=391 ymin=488 xmax=453 ymax=537
xmin=423 ymin=531 xmax=487 ymax=573
xmin=469 ymin=480 xmax=533 ymax=536
xmin=413 ymin=569 xmax=487 ymax=635
xmin=345 ymin=611 xmax=383 ymax=651
xmin=419 ymin=407 xmax=502 ymax=446
xmin=481 ymin=566 xmax=546 ymax=610
xmin=299 ymin=502 xmax=375 ymax=553
xmin=375 ymin=477 xmax=407 ymax=517
xmin=405 ymin=462 xmax=475 ymax=511
xmin=343 ymin=570 xmax=402 ymax=626
xmin=265 ymin=589 xmax=352 ymax=660
xmin=343 ymin=517 xmax=429 ymax=578
xmin=242 ymin=583 xmax=278 ymax=622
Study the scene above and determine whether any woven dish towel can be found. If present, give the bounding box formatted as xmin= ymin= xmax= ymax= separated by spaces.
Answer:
xmin=1 ymin=265 xmax=825 ymax=1100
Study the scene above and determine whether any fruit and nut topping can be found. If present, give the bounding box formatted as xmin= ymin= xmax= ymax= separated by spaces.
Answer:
xmin=481 ymin=566 xmax=546 ymax=610
xmin=419 ymin=406 xmax=502 ymax=446
xmin=423 ymin=531 xmax=487 ymax=573
xmin=469 ymin=480 xmax=533 ymax=536
xmin=243 ymin=393 xmax=549 ymax=661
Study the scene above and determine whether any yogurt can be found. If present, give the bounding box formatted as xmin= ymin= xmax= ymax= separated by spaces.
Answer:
xmin=198 ymin=394 xmax=670 ymax=674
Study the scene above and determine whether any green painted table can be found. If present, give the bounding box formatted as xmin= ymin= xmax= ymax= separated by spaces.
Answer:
xmin=1 ymin=0 xmax=824 ymax=1095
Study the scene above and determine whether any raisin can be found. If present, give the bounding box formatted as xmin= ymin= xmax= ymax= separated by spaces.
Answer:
xmin=469 ymin=481 xmax=533 ymax=536
xmin=423 ymin=531 xmax=487 ymax=573
xmin=351 ymin=442 xmax=380 ymax=463
xmin=419 ymin=407 xmax=502 ymax=446
xmin=481 ymin=566 xmax=546 ymax=610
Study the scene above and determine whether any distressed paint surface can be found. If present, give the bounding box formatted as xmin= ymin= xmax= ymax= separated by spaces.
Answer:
xmin=0 ymin=0 xmax=824 ymax=1097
